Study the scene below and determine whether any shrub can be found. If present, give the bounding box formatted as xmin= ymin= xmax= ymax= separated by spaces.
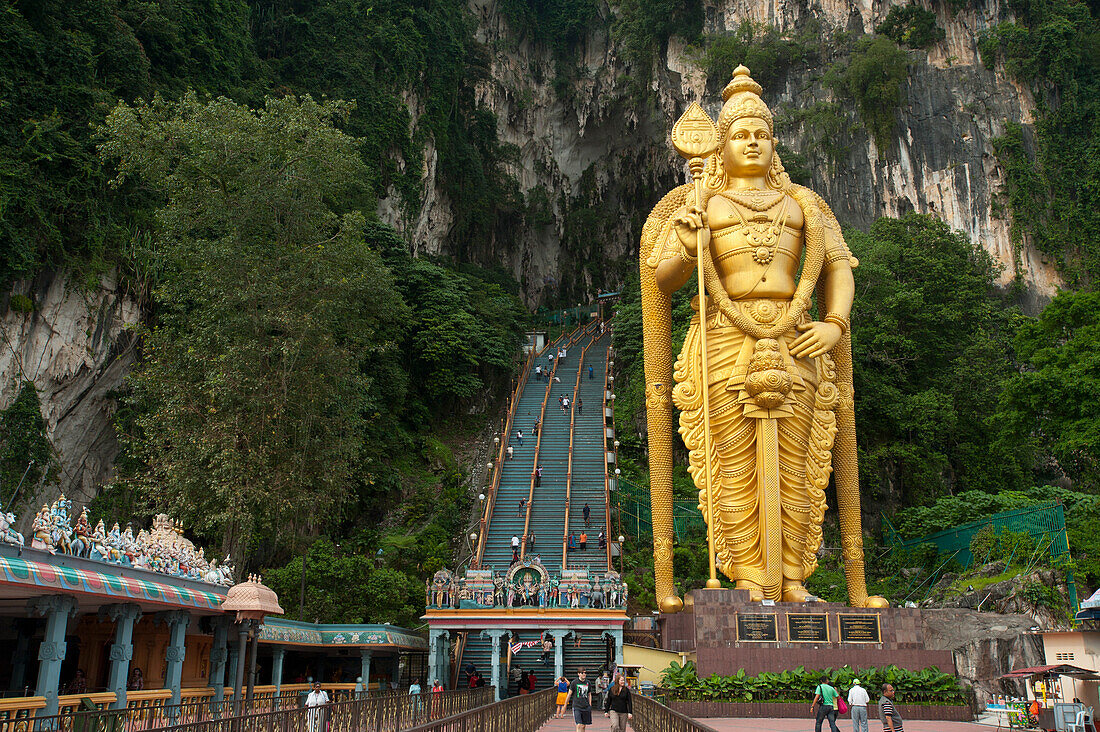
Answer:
xmin=876 ymin=5 xmax=946 ymax=49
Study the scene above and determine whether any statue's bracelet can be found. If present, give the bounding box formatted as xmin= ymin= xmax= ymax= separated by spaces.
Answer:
xmin=823 ymin=313 xmax=850 ymax=334
xmin=678 ymin=242 xmax=698 ymax=264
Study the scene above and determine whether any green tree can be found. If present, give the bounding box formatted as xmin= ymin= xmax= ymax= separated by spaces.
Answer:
xmin=998 ymin=290 xmax=1100 ymax=490
xmin=263 ymin=538 xmax=421 ymax=625
xmin=876 ymin=5 xmax=945 ymax=49
xmin=0 ymin=382 xmax=58 ymax=510
xmin=849 ymin=214 xmax=1027 ymax=507
xmin=100 ymin=94 xmax=410 ymax=566
xmin=826 ymin=36 xmax=910 ymax=148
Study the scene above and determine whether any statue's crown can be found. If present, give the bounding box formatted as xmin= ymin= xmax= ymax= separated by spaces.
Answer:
xmin=717 ymin=65 xmax=773 ymax=137
xmin=722 ymin=65 xmax=763 ymax=101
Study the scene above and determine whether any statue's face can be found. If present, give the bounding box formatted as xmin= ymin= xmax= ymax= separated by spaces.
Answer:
xmin=722 ymin=117 xmax=774 ymax=178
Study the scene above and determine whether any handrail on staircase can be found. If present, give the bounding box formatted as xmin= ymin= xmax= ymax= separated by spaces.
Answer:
xmin=603 ymin=325 xmax=615 ymax=572
xmin=475 ymin=346 xmax=534 ymax=568
xmin=476 ymin=319 xmax=586 ymax=569
xmin=522 ymin=319 xmax=595 ymax=560
xmin=560 ymin=334 xmax=594 ymax=570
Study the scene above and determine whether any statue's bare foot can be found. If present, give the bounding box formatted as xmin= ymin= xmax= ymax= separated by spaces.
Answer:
xmin=735 ymin=581 xmax=764 ymax=602
xmin=781 ymin=583 xmax=818 ymax=603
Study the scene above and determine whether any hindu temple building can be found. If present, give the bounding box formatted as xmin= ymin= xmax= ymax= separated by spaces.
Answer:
xmin=0 ymin=505 xmax=426 ymax=722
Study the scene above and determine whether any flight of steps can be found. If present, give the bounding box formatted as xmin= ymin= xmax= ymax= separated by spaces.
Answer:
xmin=565 ymin=332 xmax=611 ymax=572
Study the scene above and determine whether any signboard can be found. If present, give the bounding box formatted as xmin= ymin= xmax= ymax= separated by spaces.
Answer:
xmin=787 ymin=613 xmax=829 ymax=643
xmin=838 ymin=614 xmax=882 ymax=644
xmin=736 ymin=613 xmax=778 ymax=642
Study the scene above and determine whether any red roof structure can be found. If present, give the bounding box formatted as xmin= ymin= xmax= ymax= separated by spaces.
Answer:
xmin=1001 ymin=664 xmax=1100 ymax=680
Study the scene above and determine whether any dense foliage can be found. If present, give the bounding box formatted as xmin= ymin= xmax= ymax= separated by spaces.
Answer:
xmin=876 ymin=5 xmax=945 ymax=50
xmin=659 ymin=662 xmax=967 ymax=705
xmin=0 ymin=382 xmax=58 ymax=507
xmin=0 ymin=0 xmax=516 ymax=284
xmin=99 ymin=94 xmax=525 ymax=579
xmin=825 ymin=36 xmax=910 ymax=148
xmin=979 ymin=0 xmax=1100 ymax=283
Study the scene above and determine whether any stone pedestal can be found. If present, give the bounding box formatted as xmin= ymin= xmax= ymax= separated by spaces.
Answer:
xmin=660 ymin=589 xmax=954 ymax=677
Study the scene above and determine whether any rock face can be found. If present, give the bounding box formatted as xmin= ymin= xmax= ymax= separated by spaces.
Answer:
xmin=379 ymin=0 xmax=1061 ymax=307
xmin=0 ymin=271 xmax=141 ymax=526
xmin=922 ymin=608 xmax=1046 ymax=703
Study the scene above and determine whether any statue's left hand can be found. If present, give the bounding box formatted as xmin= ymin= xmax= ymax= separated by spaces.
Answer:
xmin=789 ymin=321 xmax=842 ymax=359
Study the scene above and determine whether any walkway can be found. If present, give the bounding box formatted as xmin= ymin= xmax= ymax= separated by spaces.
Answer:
xmin=537 ymin=716 xmax=990 ymax=731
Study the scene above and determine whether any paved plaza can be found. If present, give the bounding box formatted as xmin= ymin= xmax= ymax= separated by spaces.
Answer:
xmin=536 ymin=716 xmax=991 ymax=731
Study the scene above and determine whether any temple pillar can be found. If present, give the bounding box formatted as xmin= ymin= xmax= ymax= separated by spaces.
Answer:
xmin=427 ymin=629 xmax=449 ymax=688
xmin=359 ymin=650 xmax=372 ymax=691
xmin=29 ymin=595 xmax=78 ymax=718
xmin=602 ymin=629 xmax=624 ymax=667
xmin=480 ymin=629 xmax=508 ymax=701
xmin=271 ymin=646 xmax=286 ymax=705
xmin=226 ymin=643 xmax=239 ymax=701
xmin=104 ymin=604 xmax=142 ymax=709
xmin=156 ymin=610 xmax=190 ymax=707
xmin=391 ymin=653 xmax=401 ymax=688
xmin=208 ymin=617 xmax=231 ymax=702
xmin=232 ymin=622 xmax=248 ymax=712
xmin=549 ymin=629 xmax=570 ymax=683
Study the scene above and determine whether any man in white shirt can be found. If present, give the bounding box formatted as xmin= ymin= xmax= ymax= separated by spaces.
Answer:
xmin=512 ymin=535 xmax=521 ymax=551
xmin=305 ymin=682 xmax=329 ymax=732
xmin=847 ymin=678 xmax=870 ymax=732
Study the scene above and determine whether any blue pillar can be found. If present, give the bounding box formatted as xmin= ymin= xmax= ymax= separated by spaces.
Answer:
xmin=156 ymin=610 xmax=191 ymax=706
xmin=550 ymin=629 xmax=570 ymax=683
xmin=480 ymin=629 xmax=507 ymax=701
xmin=271 ymin=646 xmax=286 ymax=705
xmin=209 ymin=617 xmax=230 ymax=702
xmin=359 ymin=650 xmax=372 ymax=691
xmin=602 ymin=629 xmax=624 ymax=666
xmin=30 ymin=595 xmax=78 ymax=718
xmin=226 ymin=643 xmax=239 ymax=702
xmin=104 ymin=604 xmax=142 ymax=709
xmin=391 ymin=654 xmax=401 ymax=688
xmin=427 ymin=629 xmax=449 ymax=688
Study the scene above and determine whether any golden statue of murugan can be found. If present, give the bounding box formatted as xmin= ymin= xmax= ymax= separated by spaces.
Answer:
xmin=641 ymin=66 xmax=887 ymax=610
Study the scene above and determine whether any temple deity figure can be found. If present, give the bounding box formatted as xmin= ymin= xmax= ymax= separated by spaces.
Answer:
xmin=642 ymin=66 xmax=886 ymax=609
xmin=31 ymin=504 xmax=53 ymax=551
xmin=1 ymin=511 xmax=24 ymax=547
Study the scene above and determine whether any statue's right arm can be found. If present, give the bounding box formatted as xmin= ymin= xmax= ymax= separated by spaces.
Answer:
xmin=655 ymin=204 xmax=707 ymax=294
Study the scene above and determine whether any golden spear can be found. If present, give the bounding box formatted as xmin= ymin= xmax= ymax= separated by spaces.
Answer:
xmin=671 ymin=103 xmax=722 ymax=590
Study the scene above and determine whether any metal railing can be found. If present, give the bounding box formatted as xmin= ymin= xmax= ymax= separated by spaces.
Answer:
xmin=631 ymin=694 xmax=718 ymax=732
xmin=0 ymin=688 xmax=494 ymax=732
xmin=402 ymin=687 xmax=554 ymax=732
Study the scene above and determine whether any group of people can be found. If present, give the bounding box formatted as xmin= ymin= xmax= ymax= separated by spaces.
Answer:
xmin=555 ymin=668 xmax=634 ymax=732
xmin=812 ymin=678 xmax=906 ymax=732
xmin=566 ymin=530 xmax=606 ymax=552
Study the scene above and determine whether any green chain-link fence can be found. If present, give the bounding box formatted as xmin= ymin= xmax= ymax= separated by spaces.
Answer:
xmin=885 ymin=501 xmax=1078 ymax=610
xmin=613 ymin=478 xmax=706 ymax=542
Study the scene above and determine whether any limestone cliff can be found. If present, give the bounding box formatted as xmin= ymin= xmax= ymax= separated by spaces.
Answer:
xmin=380 ymin=0 xmax=1062 ymax=307
xmin=0 ymin=272 xmax=140 ymax=526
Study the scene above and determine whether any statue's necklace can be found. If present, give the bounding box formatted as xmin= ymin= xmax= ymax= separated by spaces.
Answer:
xmin=727 ymin=195 xmax=791 ymax=265
xmin=722 ymin=187 xmax=785 ymax=212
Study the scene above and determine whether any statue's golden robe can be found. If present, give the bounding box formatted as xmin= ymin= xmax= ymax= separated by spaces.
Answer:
xmin=673 ymin=296 xmax=838 ymax=594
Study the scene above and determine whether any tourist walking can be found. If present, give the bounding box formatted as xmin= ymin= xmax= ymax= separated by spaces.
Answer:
xmin=534 ymin=465 xmax=543 ymax=487
xmin=594 ymin=671 xmax=610 ymax=710
xmin=588 ymin=365 xmax=594 ymax=379
xmin=598 ymin=532 xmax=606 ymax=550
xmin=576 ymin=398 xmax=582 ymax=414
xmin=512 ymin=534 xmax=521 ymax=551
xmin=527 ymin=532 xmax=536 ymax=551
xmin=603 ymin=674 xmax=633 ymax=732
xmin=579 ymin=531 xmax=587 ymax=551
xmin=533 ymin=417 xmax=540 ymax=436
xmin=847 ymin=678 xmax=870 ymax=732
xmin=567 ymin=533 xmax=577 ymax=552
xmin=535 ymin=365 xmax=542 ymax=381
xmin=555 ymin=676 xmax=569 ymax=718
xmin=879 ymin=684 xmax=904 ymax=732
xmin=582 ymin=502 xmax=591 ymax=527
xmin=431 ymin=679 xmax=444 ymax=718
xmin=408 ymin=678 xmax=422 ymax=716
xmin=811 ymin=677 xmax=841 ymax=732
xmin=516 ymin=429 xmax=523 ymax=446
xmin=506 ymin=445 xmax=514 ymax=460
xmin=565 ymin=668 xmax=593 ymax=732
xmin=516 ymin=499 xmax=526 ymax=517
